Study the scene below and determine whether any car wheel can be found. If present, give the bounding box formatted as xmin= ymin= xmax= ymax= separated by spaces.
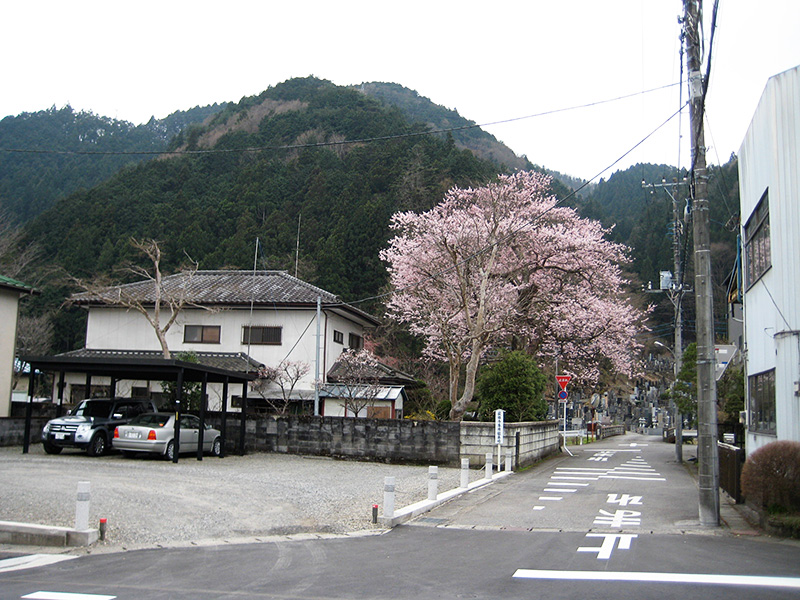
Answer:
xmin=211 ymin=437 xmax=221 ymax=457
xmin=165 ymin=440 xmax=175 ymax=461
xmin=43 ymin=441 xmax=62 ymax=455
xmin=87 ymin=433 xmax=107 ymax=457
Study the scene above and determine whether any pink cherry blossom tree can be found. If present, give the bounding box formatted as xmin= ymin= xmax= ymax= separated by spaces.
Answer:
xmin=381 ymin=171 xmax=647 ymax=420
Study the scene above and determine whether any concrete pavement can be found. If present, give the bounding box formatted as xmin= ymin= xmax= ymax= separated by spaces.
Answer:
xmin=411 ymin=432 xmax=761 ymax=537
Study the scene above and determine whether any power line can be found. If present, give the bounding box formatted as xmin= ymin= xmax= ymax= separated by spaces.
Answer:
xmin=0 ymin=83 xmax=681 ymax=157
xmin=342 ymin=102 xmax=688 ymax=309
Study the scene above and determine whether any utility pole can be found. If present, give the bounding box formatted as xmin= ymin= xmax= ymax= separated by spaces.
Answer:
xmin=644 ymin=177 xmax=688 ymax=462
xmin=684 ymin=0 xmax=719 ymax=526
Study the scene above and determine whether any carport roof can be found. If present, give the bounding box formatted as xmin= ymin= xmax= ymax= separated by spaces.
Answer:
xmin=21 ymin=349 xmax=261 ymax=383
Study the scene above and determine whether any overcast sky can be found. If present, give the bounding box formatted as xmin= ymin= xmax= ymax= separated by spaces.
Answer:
xmin=2 ymin=0 xmax=798 ymax=180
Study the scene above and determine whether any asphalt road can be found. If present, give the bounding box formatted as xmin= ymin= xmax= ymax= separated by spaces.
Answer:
xmin=2 ymin=433 xmax=800 ymax=600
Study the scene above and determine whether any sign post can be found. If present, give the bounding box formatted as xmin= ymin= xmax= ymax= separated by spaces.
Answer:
xmin=557 ymin=375 xmax=571 ymax=455
xmin=494 ymin=409 xmax=505 ymax=473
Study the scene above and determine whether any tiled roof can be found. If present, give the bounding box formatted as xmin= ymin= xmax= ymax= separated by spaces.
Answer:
xmin=60 ymin=348 xmax=263 ymax=374
xmin=327 ymin=359 xmax=417 ymax=387
xmin=0 ymin=275 xmax=37 ymax=294
xmin=71 ymin=270 xmax=339 ymax=306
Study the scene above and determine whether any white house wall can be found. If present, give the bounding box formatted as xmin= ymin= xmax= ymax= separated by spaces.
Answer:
xmin=0 ymin=288 xmax=21 ymax=417
xmin=739 ymin=65 xmax=800 ymax=453
xmin=82 ymin=304 xmax=369 ymax=405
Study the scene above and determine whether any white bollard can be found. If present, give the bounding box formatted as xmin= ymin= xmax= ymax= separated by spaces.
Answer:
xmin=506 ymin=448 xmax=513 ymax=472
xmin=460 ymin=457 xmax=470 ymax=488
xmin=383 ymin=476 xmax=395 ymax=519
xmin=485 ymin=452 xmax=493 ymax=480
xmin=428 ymin=466 xmax=438 ymax=501
xmin=75 ymin=481 xmax=91 ymax=531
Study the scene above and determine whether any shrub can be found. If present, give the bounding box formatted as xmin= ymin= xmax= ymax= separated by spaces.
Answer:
xmin=741 ymin=441 xmax=800 ymax=512
xmin=476 ymin=351 xmax=547 ymax=422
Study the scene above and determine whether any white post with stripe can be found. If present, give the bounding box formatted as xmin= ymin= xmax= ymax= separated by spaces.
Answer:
xmin=75 ymin=481 xmax=91 ymax=531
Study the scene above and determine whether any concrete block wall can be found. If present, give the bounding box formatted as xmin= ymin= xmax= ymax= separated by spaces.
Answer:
xmin=460 ymin=420 xmax=560 ymax=468
xmin=209 ymin=414 xmax=462 ymax=465
xmin=0 ymin=417 xmax=48 ymax=446
xmin=461 ymin=421 xmax=558 ymax=469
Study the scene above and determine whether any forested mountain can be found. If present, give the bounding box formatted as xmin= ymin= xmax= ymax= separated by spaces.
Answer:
xmin=355 ymin=82 xmax=533 ymax=172
xmin=0 ymin=103 xmax=225 ymax=221
xmin=7 ymin=76 xmax=740 ymax=356
xmin=25 ymin=77 xmax=501 ymax=315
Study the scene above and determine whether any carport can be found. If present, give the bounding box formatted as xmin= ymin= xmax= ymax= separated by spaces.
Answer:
xmin=20 ymin=352 xmax=259 ymax=462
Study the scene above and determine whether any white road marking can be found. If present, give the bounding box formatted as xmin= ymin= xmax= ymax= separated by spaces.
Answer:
xmin=548 ymin=480 xmax=589 ymax=486
xmin=532 ymin=506 xmax=545 ymax=511
xmin=577 ymin=533 xmax=637 ymax=559
xmin=0 ymin=555 xmax=76 ymax=573
xmin=593 ymin=509 xmax=642 ymax=527
xmin=544 ymin=488 xmax=577 ymax=493
xmin=599 ymin=475 xmax=666 ymax=481
xmin=555 ymin=467 xmax=611 ymax=471
xmin=22 ymin=592 xmax=116 ymax=600
xmin=512 ymin=569 xmax=800 ymax=589
xmin=607 ymin=493 xmax=643 ymax=506
xmin=538 ymin=496 xmax=563 ymax=501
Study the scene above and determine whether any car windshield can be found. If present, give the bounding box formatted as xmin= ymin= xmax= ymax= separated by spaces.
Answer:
xmin=129 ymin=413 xmax=170 ymax=427
xmin=71 ymin=401 xmax=112 ymax=418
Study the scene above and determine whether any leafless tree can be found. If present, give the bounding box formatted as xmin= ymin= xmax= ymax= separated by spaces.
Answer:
xmin=332 ymin=348 xmax=383 ymax=417
xmin=0 ymin=209 xmax=40 ymax=279
xmin=71 ymin=238 xmax=201 ymax=359
xmin=250 ymin=360 xmax=310 ymax=414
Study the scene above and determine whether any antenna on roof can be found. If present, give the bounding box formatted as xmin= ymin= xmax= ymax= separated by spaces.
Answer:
xmin=295 ymin=213 xmax=301 ymax=278
xmin=247 ymin=238 xmax=259 ymax=358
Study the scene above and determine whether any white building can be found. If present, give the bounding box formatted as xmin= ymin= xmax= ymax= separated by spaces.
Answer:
xmin=738 ymin=65 xmax=800 ymax=454
xmin=65 ymin=270 xmax=406 ymax=417
xmin=0 ymin=275 xmax=37 ymax=417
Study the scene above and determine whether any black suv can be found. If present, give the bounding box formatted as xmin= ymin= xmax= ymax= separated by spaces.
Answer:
xmin=42 ymin=398 xmax=157 ymax=456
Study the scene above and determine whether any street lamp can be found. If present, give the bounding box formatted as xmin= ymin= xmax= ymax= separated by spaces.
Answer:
xmin=654 ymin=340 xmax=673 ymax=354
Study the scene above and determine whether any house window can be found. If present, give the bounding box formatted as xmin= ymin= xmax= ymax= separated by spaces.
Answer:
xmin=333 ymin=330 xmax=344 ymax=344
xmin=348 ymin=333 xmax=363 ymax=350
xmin=749 ymin=369 xmax=776 ymax=435
xmin=184 ymin=325 xmax=220 ymax=344
xmin=242 ymin=326 xmax=282 ymax=345
xmin=744 ymin=190 xmax=771 ymax=288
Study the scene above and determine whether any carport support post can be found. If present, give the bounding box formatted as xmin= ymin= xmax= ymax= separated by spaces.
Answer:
xmin=220 ymin=378 xmax=229 ymax=459
xmin=239 ymin=381 xmax=248 ymax=456
xmin=56 ymin=371 xmax=66 ymax=417
xmin=22 ymin=367 xmax=35 ymax=454
xmin=173 ymin=368 xmax=184 ymax=464
xmin=197 ymin=373 xmax=208 ymax=461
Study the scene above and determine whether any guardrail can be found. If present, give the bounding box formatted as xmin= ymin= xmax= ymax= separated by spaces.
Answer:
xmin=559 ymin=429 xmax=587 ymax=445
xmin=597 ymin=424 xmax=625 ymax=439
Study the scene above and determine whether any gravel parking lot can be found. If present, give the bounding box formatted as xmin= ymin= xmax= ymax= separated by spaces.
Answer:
xmin=0 ymin=445 xmax=462 ymax=553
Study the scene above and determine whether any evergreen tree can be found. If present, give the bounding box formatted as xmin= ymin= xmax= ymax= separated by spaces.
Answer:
xmin=476 ymin=351 xmax=547 ymax=422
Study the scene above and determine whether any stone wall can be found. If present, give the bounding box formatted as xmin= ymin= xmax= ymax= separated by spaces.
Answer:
xmin=459 ymin=420 xmax=560 ymax=468
xmin=209 ymin=414 xmax=462 ymax=466
xmin=0 ymin=417 xmax=48 ymax=446
xmin=2 ymin=412 xmax=560 ymax=469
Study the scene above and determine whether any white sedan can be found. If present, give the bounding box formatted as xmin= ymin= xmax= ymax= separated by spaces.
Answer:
xmin=113 ymin=413 xmax=222 ymax=460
